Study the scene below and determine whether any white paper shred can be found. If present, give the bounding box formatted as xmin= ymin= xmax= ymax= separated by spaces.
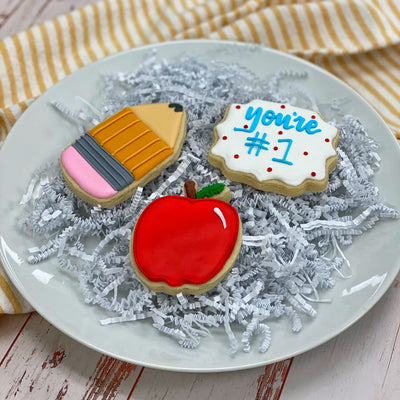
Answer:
xmin=17 ymin=54 xmax=398 ymax=354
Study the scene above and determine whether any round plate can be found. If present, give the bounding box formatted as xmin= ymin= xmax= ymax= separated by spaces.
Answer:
xmin=1 ymin=40 xmax=400 ymax=372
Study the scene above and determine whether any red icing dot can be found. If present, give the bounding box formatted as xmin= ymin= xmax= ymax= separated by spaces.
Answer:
xmin=222 ymin=136 xmax=228 ymax=140
xmin=304 ymin=151 xmax=308 ymax=156
xmin=273 ymin=146 xmax=278 ymax=151
xmin=325 ymin=138 xmax=330 ymax=142
xmin=281 ymin=105 xmax=286 ymax=109
xmin=311 ymin=115 xmax=316 ymax=119
xmin=311 ymin=172 xmax=316 ymax=177
xmin=267 ymin=167 xmax=273 ymax=172
xmin=234 ymin=154 xmax=239 ymax=159
xmin=278 ymin=131 xmax=283 ymax=135
xmin=236 ymin=105 xmax=241 ymax=109
xmin=244 ymin=124 xmax=249 ymax=129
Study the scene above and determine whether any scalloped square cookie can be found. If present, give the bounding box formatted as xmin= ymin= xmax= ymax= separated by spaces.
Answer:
xmin=208 ymin=100 xmax=339 ymax=196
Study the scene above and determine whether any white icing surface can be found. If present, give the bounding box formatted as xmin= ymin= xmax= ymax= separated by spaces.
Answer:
xmin=32 ymin=269 xmax=54 ymax=285
xmin=211 ymin=100 xmax=338 ymax=186
xmin=213 ymin=207 xmax=227 ymax=229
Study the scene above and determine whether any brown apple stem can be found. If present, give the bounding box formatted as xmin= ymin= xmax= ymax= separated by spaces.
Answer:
xmin=184 ymin=181 xmax=197 ymax=199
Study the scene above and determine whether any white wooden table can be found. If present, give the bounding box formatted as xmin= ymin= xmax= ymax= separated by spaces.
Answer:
xmin=1 ymin=1 xmax=400 ymax=399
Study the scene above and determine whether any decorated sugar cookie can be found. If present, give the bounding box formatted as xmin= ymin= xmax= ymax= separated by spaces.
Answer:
xmin=130 ymin=185 xmax=242 ymax=295
xmin=208 ymin=100 xmax=339 ymax=196
xmin=60 ymin=103 xmax=187 ymax=207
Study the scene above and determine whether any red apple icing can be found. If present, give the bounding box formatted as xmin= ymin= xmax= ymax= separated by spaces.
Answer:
xmin=132 ymin=196 xmax=240 ymax=286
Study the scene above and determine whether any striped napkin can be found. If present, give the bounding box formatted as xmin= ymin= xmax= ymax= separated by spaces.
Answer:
xmin=1 ymin=0 xmax=400 ymax=314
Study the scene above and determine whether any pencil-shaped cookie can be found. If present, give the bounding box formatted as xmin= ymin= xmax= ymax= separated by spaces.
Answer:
xmin=60 ymin=103 xmax=187 ymax=207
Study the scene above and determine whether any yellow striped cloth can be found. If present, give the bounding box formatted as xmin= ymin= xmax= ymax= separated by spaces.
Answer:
xmin=1 ymin=0 xmax=400 ymax=314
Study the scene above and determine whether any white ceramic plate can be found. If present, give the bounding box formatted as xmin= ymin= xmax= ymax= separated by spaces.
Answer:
xmin=1 ymin=40 xmax=400 ymax=373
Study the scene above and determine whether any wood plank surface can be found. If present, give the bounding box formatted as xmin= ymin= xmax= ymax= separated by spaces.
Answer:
xmin=0 ymin=311 xmax=292 ymax=400
xmin=280 ymin=277 xmax=400 ymax=400
xmin=130 ymin=360 xmax=292 ymax=400
xmin=0 ymin=312 xmax=143 ymax=400
xmin=0 ymin=313 xmax=32 ymax=358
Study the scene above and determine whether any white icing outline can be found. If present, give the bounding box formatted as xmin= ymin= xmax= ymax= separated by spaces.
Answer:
xmin=213 ymin=207 xmax=227 ymax=229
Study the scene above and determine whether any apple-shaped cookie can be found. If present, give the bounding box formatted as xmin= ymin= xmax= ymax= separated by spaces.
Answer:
xmin=130 ymin=195 xmax=242 ymax=295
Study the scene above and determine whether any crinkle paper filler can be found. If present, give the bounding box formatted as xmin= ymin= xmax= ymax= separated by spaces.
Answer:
xmin=18 ymin=52 xmax=398 ymax=354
